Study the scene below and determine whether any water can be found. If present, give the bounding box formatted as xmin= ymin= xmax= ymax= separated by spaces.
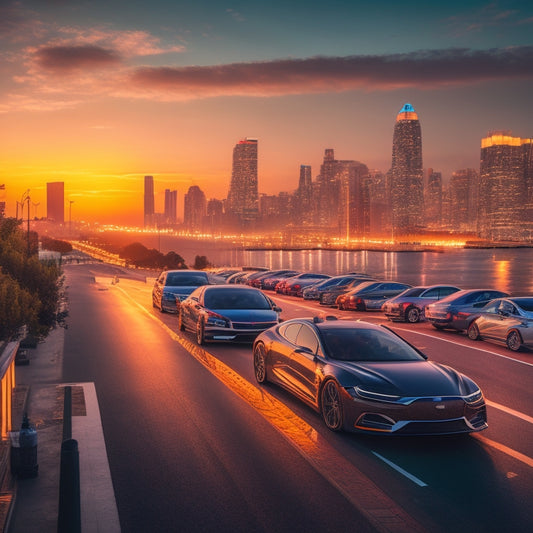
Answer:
xmin=133 ymin=234 xmax=533 ymax=295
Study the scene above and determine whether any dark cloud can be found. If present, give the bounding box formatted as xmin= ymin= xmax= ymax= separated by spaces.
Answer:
xmin=35 ymin=45 xmax=121 ymax=72
xmin=129 ymin=47 xmax=533 ymax=96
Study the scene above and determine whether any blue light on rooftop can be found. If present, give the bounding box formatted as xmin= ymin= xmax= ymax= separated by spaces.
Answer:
xmin=399 ymin=103 xmax=415 ymax=113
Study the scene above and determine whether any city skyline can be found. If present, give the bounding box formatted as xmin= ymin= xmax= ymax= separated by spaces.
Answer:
xmin=1 ymin=0 xmax=533 ymax=225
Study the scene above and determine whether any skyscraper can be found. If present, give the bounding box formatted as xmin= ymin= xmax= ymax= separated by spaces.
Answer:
xmin=144 ymin=175 xmax=155 ymax=226
xmin=46 ymin=182 xmax=64 ymax=223
xmin=184 ymin=185 xmax=206 ymax=232
xmin=226 ymin=138 xmax=259 ymax=226
xmin=390 ymin=103 xmax=424 ymax=235
xmin=164 ymin=189 xmax=177 ymax=224
xmin=479 ymin=132 xmax=533 ymax=241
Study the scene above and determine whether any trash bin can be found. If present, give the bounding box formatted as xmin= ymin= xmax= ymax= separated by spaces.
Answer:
xmin=18 ymin=415 xmax=38 ymax=478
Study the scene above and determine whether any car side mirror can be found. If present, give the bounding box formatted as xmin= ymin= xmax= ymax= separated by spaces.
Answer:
xmin=273 ymin=306 xmax=282 ymax=313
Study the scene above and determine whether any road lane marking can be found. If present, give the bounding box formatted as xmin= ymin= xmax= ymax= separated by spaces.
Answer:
xmin=114 ymin=284 xmax=426 ymax=533
xmin=485 ymin=400 xmax=533 ymax=425
xmin=474 ymin=435 xmax=533 ymax=469
xmin=372 ymin=452 xmax=428 ymax=487
xmin=391 ymin=326 xmax=533 ymax=369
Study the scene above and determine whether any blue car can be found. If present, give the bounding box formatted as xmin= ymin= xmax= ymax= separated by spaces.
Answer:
xmin=178 ymin=285 xmax=282 ymax=344
xmin=152 ymin=270 xmax=210 ymax=313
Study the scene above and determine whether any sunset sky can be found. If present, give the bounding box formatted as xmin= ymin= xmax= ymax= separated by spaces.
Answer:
xmin=1 ymin=0 xmax=533 ymax=225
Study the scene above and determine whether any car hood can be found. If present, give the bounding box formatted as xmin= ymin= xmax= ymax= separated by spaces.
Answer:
xmin=212 ymin=308 xmax=279 ymax=322
xmin=334 ymin=360 xmax=474 ymax=397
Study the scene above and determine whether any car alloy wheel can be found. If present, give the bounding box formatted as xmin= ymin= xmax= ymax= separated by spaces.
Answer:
xmin=320 ymin=380 xmax=343 ymax=431
xmin=467 ymin=321 xmax=480 ymax=340
xmin=406 ymin=306 xmax=420 ymax=323
xmin=253 ymin=343 xmax=267 ymax=384
xmin=506 ymin=330 xmax=522 ymax=352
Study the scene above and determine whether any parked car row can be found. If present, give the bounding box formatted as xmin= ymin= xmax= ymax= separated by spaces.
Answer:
xmin=152 ymin=267 xmax=533 ymax=437
xmin=153 ymin=267 xmax=532 ymax=353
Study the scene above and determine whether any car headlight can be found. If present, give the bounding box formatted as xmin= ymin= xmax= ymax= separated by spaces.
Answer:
xmin=205 ymin=310 xmax=230 ymax=328
xmin=350 ymin=386 xmax=407 ymax=404
xmin=464 ymin=389 xmax=483 ymax=405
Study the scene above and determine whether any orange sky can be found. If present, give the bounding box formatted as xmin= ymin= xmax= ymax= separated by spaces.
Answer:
xmin=1 ymin=0 xmax=533 ymax=225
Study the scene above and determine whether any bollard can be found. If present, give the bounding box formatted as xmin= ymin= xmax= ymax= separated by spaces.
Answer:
xmin=18 ymin=414 xmax=38 ymax=478
xmin=58 ymin=438 xmax=81 ymax=533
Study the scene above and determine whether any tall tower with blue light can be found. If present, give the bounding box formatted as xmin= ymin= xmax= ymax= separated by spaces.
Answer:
xmin=390 ymin=103 xmax=424 ymax=235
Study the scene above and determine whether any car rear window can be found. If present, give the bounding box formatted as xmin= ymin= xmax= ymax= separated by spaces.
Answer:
xmin=166 ymin=273 xmax=209 ymax=287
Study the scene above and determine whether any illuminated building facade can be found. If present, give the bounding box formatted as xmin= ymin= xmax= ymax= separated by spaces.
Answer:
xmin=390 ymin=103 xmax=424 ymax=234
xmin=144 ymin=175 xmax=155 ymax=227
xmin=316 ymin=149 xmax=369 ymax=236
xmin=46 ymin=181 xmax=64 ymax=223
xmin=424 ymin=169 xmax=442 ymax=229
xmin=184 ymin=185 xmax=206 ymax=232
xmin=164 ymin=189 xmax=177 ymax=224
xmin=226 ymin=138 xmax=259 ymax=226
xmin=479 ymin=132 xmax=533 ymax=241
xmin=449 ymin=168 xmax=478 ymax=232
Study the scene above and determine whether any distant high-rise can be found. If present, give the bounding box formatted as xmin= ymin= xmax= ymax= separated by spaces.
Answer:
xmin=449 ymin=168 xmax=478 ymax=232
xmin=479 ymin=132 xmax=533 ymax=240
xmin=390 ymin=103 xmax=424 ymax=234
xmin=164 ymin=189 xmax=178 ymax=224
xmin=184 ymin=185 xmax=206 ymax=232
xmin=226 ymin=138 xmax=259 ymax=226
xmin=144 ymin=175 xmax=155 ymax=226
xmin=46 ymin=182 xmax=64 ymax=223
xmin=424 ymin=169 xmax=442 ymax=229
xmin=316 ymin=149 xmax=368 ymax=236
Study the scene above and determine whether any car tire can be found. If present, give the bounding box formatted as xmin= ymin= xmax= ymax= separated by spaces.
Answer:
xmin=506 ymin=330 xmax=522 ymax=352
xmin=253 ymin=343 xmax=268 ymax=384
xmin=320 ymin=380 xmax=344 ymax=431
xmin=178 ymin=311 xmax=185 ymax=331
xmin=196 ymin=320 xmax=206 ymax=345
xmin=467 ymin=321 xmax=480 ymax=340
xmin=406 ymin=306 xmax=420 ymax=323
xmin=356 ymin=302 xmax=366 ymax=312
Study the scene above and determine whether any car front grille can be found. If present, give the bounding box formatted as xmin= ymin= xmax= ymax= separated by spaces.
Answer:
xmin=232 ymin=322 xmax=277 ymax=330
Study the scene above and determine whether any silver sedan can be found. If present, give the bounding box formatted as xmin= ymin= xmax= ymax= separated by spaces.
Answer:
xmin=467 ymin=297 xmax=533 ymax=351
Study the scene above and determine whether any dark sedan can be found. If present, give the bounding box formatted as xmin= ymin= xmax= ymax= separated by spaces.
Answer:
xmin=467 ymin=297 xmax=533 ymax=351
xmin=152 ymin=270 xmax=210 ymax=313
xmin=178 ymin=285 xmax=282 ymax=345
xmin=336 ymin=281 xmax=412 ymax=311
xmin=425 ymin=289 xmax=509 ymax=331
xmin=319 ymin=277 xmax=376 ymax=306
xmin=382 ymin=285 xmax=461 ymax=323
xmin=253 ymin=317 xmax=487 ymax=435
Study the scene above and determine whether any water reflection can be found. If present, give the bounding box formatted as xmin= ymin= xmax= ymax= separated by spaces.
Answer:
xmin=152 ymin=233 xmax=532 ymax=294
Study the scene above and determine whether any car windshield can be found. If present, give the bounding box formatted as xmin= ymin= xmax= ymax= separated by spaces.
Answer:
xmin=322 ymin=328 xmax=424 ymax=362
xmin=204 ymin=289 xmax=271 ymax=310
xmin=166 ymin=273 xmax=208 ymax=287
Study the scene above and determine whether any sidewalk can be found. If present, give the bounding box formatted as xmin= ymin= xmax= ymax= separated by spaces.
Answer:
xmin=6 ymin=327 xmax=120 ymax=532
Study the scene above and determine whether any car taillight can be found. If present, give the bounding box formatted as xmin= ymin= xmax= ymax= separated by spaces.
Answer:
xmin=293 ymin=284 xmax=301 ymax=290
xmin=401 ymin=302 xmax=411 ymax=310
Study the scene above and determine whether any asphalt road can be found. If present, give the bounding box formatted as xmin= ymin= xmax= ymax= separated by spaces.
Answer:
xmin=62 ymin=262 xmax=533 ymax=532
